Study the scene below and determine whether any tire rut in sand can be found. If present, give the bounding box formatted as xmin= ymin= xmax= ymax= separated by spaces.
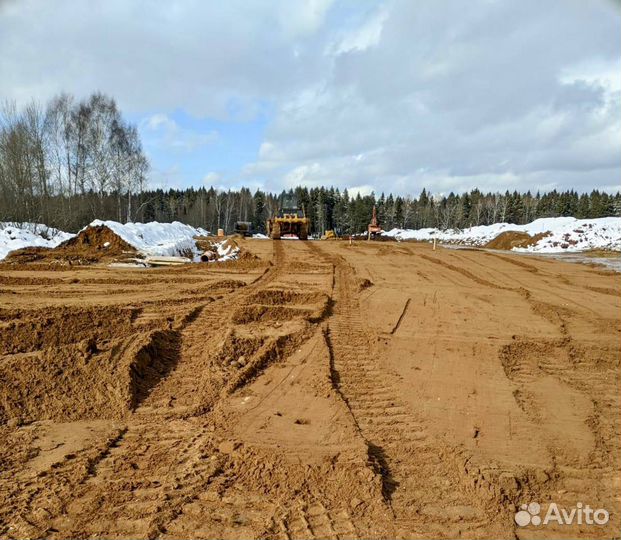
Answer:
xmin=418 ymin=253 xmax=510 ymax=291
xmin=498 ymin=295 xmax=621 ymax=536
xmin=4 ymin=244 xmax=287 ymax=540
xmin=306 ymin=243 xmax=509 ymax=538
xmin=277 ymin=501 xmax=358 ymax=540
xmin=48 ymin=418 xmax=222 ymax=539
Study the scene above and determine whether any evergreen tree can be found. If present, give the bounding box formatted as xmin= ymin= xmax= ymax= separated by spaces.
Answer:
xmin=252 ymin=190 xmax=266 ymax=233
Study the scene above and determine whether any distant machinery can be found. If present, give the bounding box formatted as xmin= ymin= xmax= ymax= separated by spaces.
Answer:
xmin=234 ymin=221 xmax=253 ymax=237
xmin=367 ymin=205 xmax=383 ymax=239
xmin=266 ymin=207 xmax=310 ymax=240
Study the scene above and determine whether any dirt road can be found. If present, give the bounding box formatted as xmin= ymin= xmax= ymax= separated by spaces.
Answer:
xmin=1 ymin=240 xmax=619 ymax=539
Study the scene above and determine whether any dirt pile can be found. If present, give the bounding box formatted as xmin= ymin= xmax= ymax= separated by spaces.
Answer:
xmin=0 ymin=301 xmax=204 ymax=425
xmin=0 ymin=305 xmax=138 ymax=355
xmin=61 ymin=224 xmax=134 ymax=255
xmin=3 ymin=224 xmax=137 ymax=266
xmin=233 ymin=289 xmax=330 ymax=324
xmin=484 ymin=230 xmax=550 ymax=250
xmin=0 ymin=327 xmax=182 ymax=425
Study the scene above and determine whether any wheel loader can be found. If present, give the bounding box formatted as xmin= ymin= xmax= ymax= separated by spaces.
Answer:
xmin=266 ymin=207 xmax=310 ymax=240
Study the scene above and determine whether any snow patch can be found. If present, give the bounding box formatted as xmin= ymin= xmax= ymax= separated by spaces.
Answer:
xmin=383 ymin=217 xmax=621 ymax=252
xmin=215 ymin=239 xmax=240 ymax=261
xmin=88 ymin=220 xmax=208 ymax=258
xmin=0 ymin=222 xmax=74 ymax=261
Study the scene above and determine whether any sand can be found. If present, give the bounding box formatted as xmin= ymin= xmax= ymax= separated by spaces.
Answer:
xmin=0 ymin=239 xmax=619 ymax=539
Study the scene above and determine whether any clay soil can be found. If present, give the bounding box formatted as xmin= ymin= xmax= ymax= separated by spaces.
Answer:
xmin=0 ymin=240 xmax=619 ymax=539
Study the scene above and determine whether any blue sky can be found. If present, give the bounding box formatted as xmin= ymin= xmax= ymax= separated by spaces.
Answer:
xmin=132 ymin=109 xmax=270 ymax=191
xmin=1 ymin=0 xmax=619 ymax=195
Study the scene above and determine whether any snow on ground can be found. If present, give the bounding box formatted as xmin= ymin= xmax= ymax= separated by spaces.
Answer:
xmin=0 ymin=222 xmax=74 ymax=261
xmin=89 ymin=220 xmax=209 ymax=257
xmin=383 ymin=217 xmax=621 ymax=252
xmin=252 ymin=233 xmax=269 ymax=239
xmin=214 ymin=239 xmax=240 ymax=261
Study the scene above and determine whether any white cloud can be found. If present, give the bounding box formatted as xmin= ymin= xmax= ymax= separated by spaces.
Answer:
xmin=278 ymin=0 xmax=334 ymax=38
xmin=560 ymin=58 xmax=621 ymax=94
xmin=144 ymin=113 xmax=177 ymax=132
xmin=148 ymin=164 xmax=184 ymax=190
xmin=203 ymin=172 xmax=222 ymax=186
xmin=283 ymin=163 xmax=326 ymax=187
xmin=333 ymin=6 xmax=388 ymax=54
xmin=348 ymin=184 xmax=375 ymax=197
xmin=140 ymin=113 xmax=218 ymax=152
xmin=0 ymin=0 xmax=335 ymax=119
xmin=1 ymin=0 xmax=619 ymax=194
xmin=242 ymin=0 xmax=621 ymax=194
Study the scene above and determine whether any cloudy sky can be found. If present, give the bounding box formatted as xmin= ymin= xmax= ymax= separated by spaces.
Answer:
xmin=1 ymin=0 xmax=619 ymax=195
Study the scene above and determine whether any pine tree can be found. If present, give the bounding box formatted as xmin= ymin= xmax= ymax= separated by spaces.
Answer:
xmin=394 ymin=197 xmax=404 ymax=228
xmin=252 ymin=190 xmax=266 ymax=233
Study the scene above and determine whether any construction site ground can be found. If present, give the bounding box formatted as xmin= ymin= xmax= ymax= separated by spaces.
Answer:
xmin=0 ymin=239 xmax=619 ymax=539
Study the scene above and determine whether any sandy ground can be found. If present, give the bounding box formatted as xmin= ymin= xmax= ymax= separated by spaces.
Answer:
xmin=0 ymin=239 xmax=619 ymax=539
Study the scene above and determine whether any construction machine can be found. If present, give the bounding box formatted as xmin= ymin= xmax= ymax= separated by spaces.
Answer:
xmin=266 ymin=207 xmax=310 ymax=240
xmin=234 ymin=221 xmax=253 ymax=237
xmin=367 ymin=205 xmax=383 ymax=239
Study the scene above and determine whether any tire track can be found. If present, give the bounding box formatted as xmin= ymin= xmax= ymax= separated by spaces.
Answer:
xmin=305 ymin=242 xmax=507 ymax=539
xmin=8 ymin=247 xmax=287 ymax=540
xmin=275 ymin=501 xmax=358 ymax=540
xmin=419 ymin=253 xmax=511 ymax=291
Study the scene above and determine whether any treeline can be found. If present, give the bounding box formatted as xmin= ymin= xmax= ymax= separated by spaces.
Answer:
xmin=3 ymin=184 xmax=619 ymax=236
xmin=1 ymin=93 xmax=619 ymax=235
xmin=0 ymin=92 xmax=148 ymax=227
xmin=127 ymin=187 xmax=621 ymax=235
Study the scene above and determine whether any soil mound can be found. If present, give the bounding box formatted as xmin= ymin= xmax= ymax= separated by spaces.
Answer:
xmin=484 ymin=230 xmax=550 ymax=250
xmin=63 ymin=224 xmax=132 ymax=252
xmin=245 ymin=289 xmax=327 ymax=306
xmin=0 ymin=328 xmax=180 ymax=424
xmin=3 ymin=224 xmax=136 ymax=265
xmin=1 ymin=305 xmax=139 ymax=355
xmin=234 ymin=288 xmax=331 ymax=324
xmin=55 ymin=225 xmax=136 ymax=260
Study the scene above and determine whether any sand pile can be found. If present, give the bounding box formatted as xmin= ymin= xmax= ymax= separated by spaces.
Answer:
xmin=3 ymin=224 xmax=137 ymax=265
xmin=60 ymin=224 xmax=135 ymax=255
xmin=2 ymin=220 xmax=213 ymax=266
xmin=0 ymin=328 xmax=181 ymax=424
xmin=484 ymin=231 xmax=550 ymax=250
xmin=0 ymin=298 xmax=187 ymax=425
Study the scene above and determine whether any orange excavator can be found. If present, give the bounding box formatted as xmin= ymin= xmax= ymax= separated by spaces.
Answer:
xmin=367 ymin=205 xmax=382 ymax=239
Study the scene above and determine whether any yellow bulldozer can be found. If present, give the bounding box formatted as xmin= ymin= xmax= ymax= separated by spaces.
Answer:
xmin=266 ymin=207 xmax=310 ymax=240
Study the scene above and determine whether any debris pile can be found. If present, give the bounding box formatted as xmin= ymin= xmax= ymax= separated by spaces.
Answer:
xmin=199 ymin=238 xmax=240 ymax=263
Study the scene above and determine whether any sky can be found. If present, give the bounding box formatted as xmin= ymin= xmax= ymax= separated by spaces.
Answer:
xmin=1 ymin=0 xmax=619 ymax=196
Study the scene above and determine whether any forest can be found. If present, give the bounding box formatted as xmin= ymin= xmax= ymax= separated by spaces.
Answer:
xmin=1 ymin=93 xmax=619 ymax=236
